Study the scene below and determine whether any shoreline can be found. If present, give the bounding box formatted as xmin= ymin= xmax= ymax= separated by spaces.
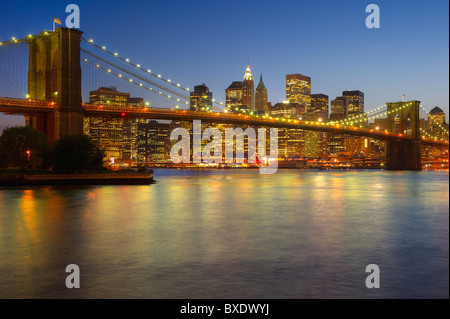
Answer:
xmin=1 ymin=166 xmax=447 ymax=187
xmin=0 ymin=171 xmax=154 ymax=186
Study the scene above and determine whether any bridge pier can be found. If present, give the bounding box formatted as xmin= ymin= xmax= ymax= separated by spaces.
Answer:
xmin=28 ymin=27 xmax=84 ymax=143
xmin=25 ymin=113 xmax=55 ymax=143
xmin=386 ymin=139 xmax=422 ymax=170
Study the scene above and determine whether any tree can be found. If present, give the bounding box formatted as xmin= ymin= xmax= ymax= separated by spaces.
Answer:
xmin=52 ymin=134 xmax=105 ymax=172
xmin=0 ymin=126 xmax=50 ymax=169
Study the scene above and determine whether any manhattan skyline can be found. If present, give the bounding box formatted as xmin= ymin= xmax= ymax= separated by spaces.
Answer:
xmin=0 ymin=0 xmax=448 ymax=132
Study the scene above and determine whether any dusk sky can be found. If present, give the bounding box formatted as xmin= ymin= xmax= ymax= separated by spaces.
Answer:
xmin=0 ymin=0 xmax=448 ymax=130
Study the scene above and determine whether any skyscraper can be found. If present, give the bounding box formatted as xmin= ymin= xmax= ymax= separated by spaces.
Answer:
xmin=122 ymin=97 xmax=145 ymax=162
xmin=270 ymin=102 xmax=305 ymax=119
xmin=286 ymin=73 xmax=311 ymax=109
xmin=255 ymin=74 xmax=268 ymax=112
xmin=330 ymin=96 xmax=349 ymax=121
xmin=225 ymin=81 xmax=244 ymax=111
xmin=327 ymin=96 xmax=347 ymax=155
xmin=84 ymin=86 xmax=144 ymax=161
xmin=304 ymin=94 xmax=329 ymax=158
xmin=305 ymin=130 xmax=327 ymax=158
xmin=428 ymin=107 xmax=447 ymax=138
xmin=270 ymin=102 xmax=306 ymax=158
xmin=137 ymin=120 xmax=172 ymax=163
xmin=429 ymin=107 xmax=446 ymax=126
xmin=309 ymin=94 xmax=329 ymax=121
xmin=243 ymin=65 xmax=255 ymax=110
xmin=327 ymin=133 xmax=346 ymax=155
xmin=190 ymin=84 xmax=213 ymax=111
xmin=342 ymin=90 xmax=364 ymax=115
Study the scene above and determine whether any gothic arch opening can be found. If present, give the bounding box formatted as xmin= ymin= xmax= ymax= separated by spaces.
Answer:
xmin=405 ymin=113 xmax=412 ymax=135
xmin=394 ymin=114 xmax=400 ymax=133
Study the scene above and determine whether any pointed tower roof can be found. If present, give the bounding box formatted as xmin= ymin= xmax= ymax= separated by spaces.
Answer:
xmin=430 ymin=106 xmax=444 ymax=114
xmin=244 ymin=64 xmax=253 ymax=81
xmin=256 ymin=73 xmax=266 ymax=90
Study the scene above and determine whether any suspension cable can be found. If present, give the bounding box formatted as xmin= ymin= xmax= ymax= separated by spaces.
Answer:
xmin=81 ymin=48 xmax=189 ymax=101
xmin=329 ymin=104 xmax=387 ymax=124
xmin=81 ymin=58 xmax=189 ymax=107
xmin=81 ymin=37 xmax=226 ymax=110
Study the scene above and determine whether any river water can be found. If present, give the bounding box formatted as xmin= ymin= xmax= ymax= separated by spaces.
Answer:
xmin=0 ymin=169 xmax=448 ymax=298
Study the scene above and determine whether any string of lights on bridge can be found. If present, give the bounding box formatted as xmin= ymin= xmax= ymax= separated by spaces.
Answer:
xmin=329 ymin=104 xmax=448 ymax=140
xmin=326 ymin=104 xmax=418 ymax=127
xmin=0 ymin=32 xmax=55 ymax=46
xmin=81 ymin=48 xmax=190 ymax=102
xmin=419 ymin=128 xmax=447 ymax=141
xmin=81 ymin=58 xmax=189 ymax=108
xmin=329 ymin=105 xmax=387 ymax=125
xmin=0 ymin=36 xmax=28 ymax=46
xmin=82 ymin=37 xmax=226 ymax=111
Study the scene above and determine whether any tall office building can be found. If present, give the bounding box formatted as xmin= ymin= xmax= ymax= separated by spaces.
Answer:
xmin=327 ymin=134 xmax=346 ymax=155
xmin=137 ymin=120 xmax=172 ymax=163
xmin=226 ymin=81 xmax=244 ymax=111
xmin=255 ymin=74 xmax=268 ymax=112
xmin=190 ymin=84 xmax=213 ymax=111
xmin=428 ymin=107 xmax=448 ymax=141
xmin=270 ymin=102 xmax=305 ymax=119
xmin=89 ymin=86 xmax=130 ymax=106
xmin=286 ymin=73 xmax=311 ymax=109
xmin=303 ymin=94 xmax=329 ymax=158
xmin=332 ymin=91 xmax=365 ymax=157
xmin=428 ymin=107 xmax=446 ymax=127
xmin=328 ymin=92 xmax=347 ymax=156
xmin=122 ymin=97 xmax=145 ymax=162
xmin=122 ymin=120 xmax=140 ymax=162
xmin=330 ymin=96 xmax=349 ymax=121
xmin=243 ymin=65 xmax=255 ymax=110
xmin=270 ymin=102 xmax=306 ymax=158
xmin=342 ymin=90 xmax=364 ymax=115
xmin=345 ymin=137 xmax=371 ymax=157
xmin=309 ymin=94 xmax=329 ymax=121
xmin=328 ymin=96 xmax=348 ymax=155
xmin=423 ymin=108 xmax=448 ymax=157
xmin=305 ymin=131 xmax=328 ymax=158
xmin=84 ymin=87 xmax=143 ymax=160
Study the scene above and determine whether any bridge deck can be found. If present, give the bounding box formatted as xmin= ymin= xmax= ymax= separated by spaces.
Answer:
xmin=0 ymin=97 xmax=448 ymax=147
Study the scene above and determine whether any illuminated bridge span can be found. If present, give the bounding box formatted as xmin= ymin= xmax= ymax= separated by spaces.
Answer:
xmin=82 ymin=103 xmax=445 ymax=144
xmin=0 ymin=27 xmax=448 ymax=170
xmin=1 ymin=97 xmax=447 ymax=148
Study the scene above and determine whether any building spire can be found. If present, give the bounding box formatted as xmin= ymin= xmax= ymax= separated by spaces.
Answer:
xmin=256 ymin=73 xmax=265 ymax=90
xmin=244 ymin=64 xmax=253 ymax=81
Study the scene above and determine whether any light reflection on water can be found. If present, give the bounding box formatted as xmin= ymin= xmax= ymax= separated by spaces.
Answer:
xmin=0 ymin=169 xmax=448 ymax=298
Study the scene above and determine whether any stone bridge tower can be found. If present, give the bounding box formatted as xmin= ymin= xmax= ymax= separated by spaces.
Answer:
xmin=385 ymin=101 xmax=421 ymax=170
xmin=27 ymin=27 xmax=84 ymax=142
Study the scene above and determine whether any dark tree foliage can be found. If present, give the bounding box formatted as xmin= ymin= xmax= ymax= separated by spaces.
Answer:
xmin=0 ymin=126 xmax=51 ymax=169
xmin=52 ymin=134 xmax=105 ymax=172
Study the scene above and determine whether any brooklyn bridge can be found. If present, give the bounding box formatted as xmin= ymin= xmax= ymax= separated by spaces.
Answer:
xmin=0 ymin=28 xmax=448 ymax=170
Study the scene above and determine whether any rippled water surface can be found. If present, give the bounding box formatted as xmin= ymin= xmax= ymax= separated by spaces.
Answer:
xmin=0 ymin=169 xmax=448 ymax=298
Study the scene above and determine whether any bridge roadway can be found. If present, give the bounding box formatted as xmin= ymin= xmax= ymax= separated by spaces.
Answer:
xmin=0 ymin=97 xmax=448 ymax=147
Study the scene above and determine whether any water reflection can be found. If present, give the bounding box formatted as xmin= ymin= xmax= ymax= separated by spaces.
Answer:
xmin=0 ymin=169 xmax=448 ymax=298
